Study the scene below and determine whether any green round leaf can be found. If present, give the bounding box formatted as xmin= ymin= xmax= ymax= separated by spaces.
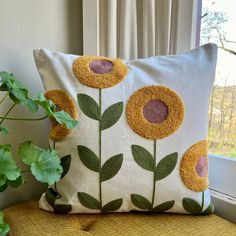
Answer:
xmin=77 ymin=94 xmax=100 ymax=120
xmin=155 ymin=152 xmax=178 ymax=181
xmin=152 ymin=200 xmax=175 ymax=212
xmin=101 ymin=154 xmax=123 ymax=181
xmin=202 ymin=202 xmax=214 ymax=215
xmin=183 ymin=198 xmax=202 ymax=214
xmin=18 ymin=141 xmax=63 ymax=185
xmin=0 ymin=145 xmax=21 ymax=181
xmin=102 ymin=199 xmax=123 ymax=213
xmin=131 ymin=194 xmax=152 ymax=210
xmin=77 ymin=145 xmax=100 ymax=172
xmin=0 ymin=126 xmax=9 ymax=135
xmin=60 ymin=155 xmax=71 ymax=179
xmin=53 ymin=111 xmax=78 ymax=129
xmin=0 ymin=211 xmax=10 ymax=235
xmin=131 ymin=145 xmax=154 ymax=171
xmin=0 ymin=184 xmax=8 ymax=193
xmin=0 ymin=175 xmax=6 ymax=188
xmin=6 ymin=176 xmax=23 ymax=188
xmin=54 ymin=204 xmax=72 ymax=214
xmin=101 ymin=102 xmax=123 ymax=130
xmin=78 ymin=192 xmax=101 ymax=210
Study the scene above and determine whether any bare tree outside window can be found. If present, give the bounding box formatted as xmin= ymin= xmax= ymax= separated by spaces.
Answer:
xmin=201 ymin=0 xmax=236 ymax=158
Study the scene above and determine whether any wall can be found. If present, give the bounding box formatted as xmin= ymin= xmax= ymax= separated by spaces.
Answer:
xmin=0 ymin=0 xmax=83 ymax=209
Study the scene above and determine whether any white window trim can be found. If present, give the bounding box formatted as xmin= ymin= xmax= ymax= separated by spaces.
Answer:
xmin=209 ymin=154 xmax=236 ymax=223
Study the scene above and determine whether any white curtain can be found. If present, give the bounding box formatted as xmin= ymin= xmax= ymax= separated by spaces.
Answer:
xmin=83 ymin=0 xmax=200 ymax=60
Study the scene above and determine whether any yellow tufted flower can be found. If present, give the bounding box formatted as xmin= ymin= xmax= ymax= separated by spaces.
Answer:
xmin=126 ymin=85 xmax=184 ymax=139
xmin=72 ymin=56 xmax=128 ymax=89
xmin=45 ymin=89 xmax=78 ymax=142
xmin=180 ymin=140 xmax=209 ymax=192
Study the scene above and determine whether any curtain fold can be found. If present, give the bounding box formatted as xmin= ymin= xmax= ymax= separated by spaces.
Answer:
xmin=84 ymin=0 xmax=199 ymax=60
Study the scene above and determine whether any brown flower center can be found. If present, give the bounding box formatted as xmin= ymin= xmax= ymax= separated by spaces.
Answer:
xmin=143 ymin=99 xmax=168 ymax=124
xmin=195 ymin=156 xmax=208 ymax=177
xmin=89 ymin=60 xmax=113 ymax=74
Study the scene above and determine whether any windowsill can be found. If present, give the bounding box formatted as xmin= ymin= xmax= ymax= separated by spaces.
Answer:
xmin=211 ymin=189 xmax=236 ymax=223
xmin=209 ymin=154 xmax=236 ymax=223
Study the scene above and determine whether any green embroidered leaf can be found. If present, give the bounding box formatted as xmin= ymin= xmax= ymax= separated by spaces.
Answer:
xmin=0 ymin=211 xmax=9 ymax=236
xmin=0 ymin=145 xmax=21 ymax=181
xmin=131 ymin=145 xmax=154 ymax=171
xmin=202 ymin=202 xmax=214 ymax=215
xmin=183 ymin=198 xmax=202 ymax=215
xmin=100 ymin=102 xmax=123 ymax=130
xmin=102 ymin=199 xmax=123 ymax=213
xmin=45 ymin=188 xmax=61 ymax=208
xmin=155 ymin=152 xmax=178 ymax=181
xmin=131 ymin=194 xmax=152 ymax=210
xmin=60 ymin=155 xmax=71 ymax=179
xmin=152 ymin=200 xmax=175 ymax=212
xmin=54 ymin=204 xmax=72 ymax=214
xmin=78 ymin=192 xmax=101 ymax=210
xmin=0 ymin=126 xmax=9 ymax=135
xmin=77 ymin=94 xmax=100 ymax=120
xmin=101 ymin=154 xmax=123 ymax=182
xmin=77 ymin=145 xmax=100 ymax=172
xmin=18 ymin=141 xmax=63 ymax=185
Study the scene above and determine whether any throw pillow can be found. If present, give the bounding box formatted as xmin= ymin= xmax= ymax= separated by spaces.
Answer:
xmin=33 ymin=44 xmax=217 ymax=214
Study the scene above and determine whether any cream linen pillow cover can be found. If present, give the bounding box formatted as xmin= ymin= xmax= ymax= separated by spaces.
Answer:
xmin=34 ymin=44 xmax=217 ymax=215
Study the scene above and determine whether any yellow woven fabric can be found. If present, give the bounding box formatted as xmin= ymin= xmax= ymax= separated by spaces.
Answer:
xmin=3 ymin=201 xmax=236 ymax=236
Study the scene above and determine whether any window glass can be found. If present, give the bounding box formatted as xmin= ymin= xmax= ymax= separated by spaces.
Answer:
xmin=201 ymin=0 xmax=236 ymax=158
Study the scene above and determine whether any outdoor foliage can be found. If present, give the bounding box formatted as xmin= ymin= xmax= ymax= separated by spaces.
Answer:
xmin=201 ymin=4 xmax=236 ymax=157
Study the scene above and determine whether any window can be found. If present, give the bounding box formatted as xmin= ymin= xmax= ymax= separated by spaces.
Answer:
xmin=200 ymin=0 xmax=236 ymax=158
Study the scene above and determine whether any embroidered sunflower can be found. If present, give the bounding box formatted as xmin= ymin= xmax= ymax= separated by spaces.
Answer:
xmin=45 ymin=90 xmax=78 ymax=142
xmin=127 ymin=85 xmax=184 ymax=212
xmin=73 ymin=56 xmax=128 ymax=88
xmin=126 ymin=85 xmax=184 ymax=139
xmin=180 ymin=140 xmax=209 ymax=192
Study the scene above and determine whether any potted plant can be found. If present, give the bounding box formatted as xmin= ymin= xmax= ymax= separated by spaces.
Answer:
xmin=0 ymin=72 xmax=78 ymax=235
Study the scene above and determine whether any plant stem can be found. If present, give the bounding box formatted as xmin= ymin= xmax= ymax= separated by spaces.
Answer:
xmin=21 ymin=170 xmax=30 ymax=174
xmin=201 ymin=191 xmax=205 ymax=212
xmin=0 ymin=92 xmax=9 ymax=105
xmin=0 ymin=104 xmax=16 ymax=125
xmin=99 ymin=88 xmax=102 ymax=210
xmin=0 ymin=115 xmax=48 ymax=121
xmin=151 ymin=139 xmax=157 ymax=209
xmin=54 ymin=182 xmax=58 ymax=193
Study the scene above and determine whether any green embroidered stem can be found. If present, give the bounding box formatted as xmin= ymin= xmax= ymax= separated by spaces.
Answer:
xmin=201 ymin=191 xmax=205 ymax=212
xmin=151 ymin=139 xmax=157 ymax=209
xmin=0 ymin=115 xmax=48 ymax=121
xmin=0 ymin=103 xmax=16 ymax=125
xmin=99 ymin=88 xmax=102 ymax=210
xmin=0 ymin=92 xmax=9 ymax=105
